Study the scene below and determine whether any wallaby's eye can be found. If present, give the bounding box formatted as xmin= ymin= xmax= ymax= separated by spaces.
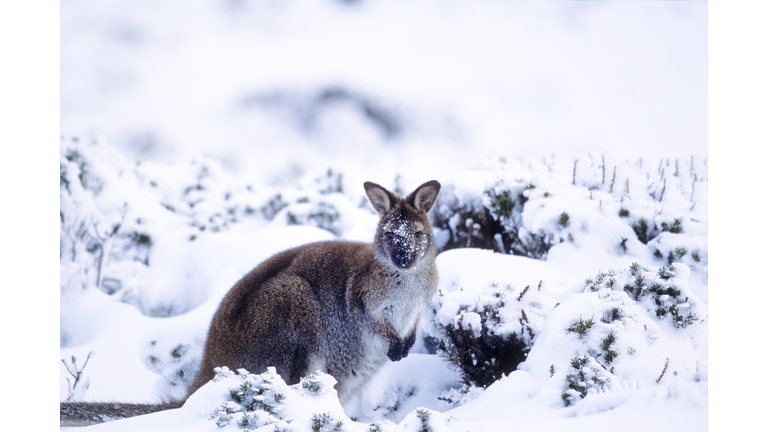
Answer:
xmin=385 ymin=232 xmax=394 ymax=239
xmin=415 ymin=231 xmax=423 ymax=238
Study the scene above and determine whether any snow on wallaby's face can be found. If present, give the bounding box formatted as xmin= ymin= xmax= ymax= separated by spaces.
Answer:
xmin=365 ymin=180 xmax=441 ymax=270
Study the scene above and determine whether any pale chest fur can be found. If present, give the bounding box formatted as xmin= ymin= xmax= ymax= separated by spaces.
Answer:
xmin=366 ymin=265 xmax=437 ymax=338
xmin=378 ymin=276 xmax=433 ymax=336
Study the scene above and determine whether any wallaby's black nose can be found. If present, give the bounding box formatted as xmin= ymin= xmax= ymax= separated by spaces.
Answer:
xmin=393 ymin=250 xmax=410 ymax=268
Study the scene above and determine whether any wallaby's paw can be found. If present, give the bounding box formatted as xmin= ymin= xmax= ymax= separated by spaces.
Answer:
xmin=403 ymin=329 xmax=417 ymax=354
xmin=387 ymin=337 xmax=407 ymax=361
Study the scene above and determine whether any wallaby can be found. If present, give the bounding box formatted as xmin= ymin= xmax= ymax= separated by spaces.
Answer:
xmin=61 ymin=180 xmax=441 ymax=426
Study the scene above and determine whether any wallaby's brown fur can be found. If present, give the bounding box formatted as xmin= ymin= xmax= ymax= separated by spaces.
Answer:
xmin=61 ymin=180 xmax=441 ymax=425
xmin=189 ymin=180 xmax=440 ymax=403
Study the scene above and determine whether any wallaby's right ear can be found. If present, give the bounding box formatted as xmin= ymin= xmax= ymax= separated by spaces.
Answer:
xmin=407 ymin=180 xmax=441 ymax=214
xmin=364 ymin=181 xmax=397 ymax=215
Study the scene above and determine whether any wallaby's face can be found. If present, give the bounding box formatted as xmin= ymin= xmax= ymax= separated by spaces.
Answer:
xmin=365 ymin=180 xmax=441 ymax=271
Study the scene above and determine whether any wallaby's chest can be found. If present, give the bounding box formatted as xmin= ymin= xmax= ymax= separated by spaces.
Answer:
xmin=373 ymin=272 xmax=433 ymax=335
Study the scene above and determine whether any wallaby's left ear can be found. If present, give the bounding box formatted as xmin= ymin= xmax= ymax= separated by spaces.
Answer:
xmin=364 ymin=181 xmax=398 ymax=215
xmin=407 ymin=180 xmax=441 ymax=213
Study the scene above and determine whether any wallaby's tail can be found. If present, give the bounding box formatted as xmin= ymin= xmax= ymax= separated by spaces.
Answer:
xmin=60 ymin=400 xmax=184 ymax=426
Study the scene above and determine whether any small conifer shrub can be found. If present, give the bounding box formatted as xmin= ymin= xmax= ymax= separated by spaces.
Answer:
xmin=632 ymin=218 xmax=650 ymax=244
xmin=566 ymin=317 xmax=595 ymax=337
xmin=415 ymin=409 xmax=433 ymax=432
xmin=311 ymin=413 xmax=343 ymax=432
xmin=211 ymin=368 xmax=287 ymax=429
xmin=436 ymin=311 xmax=529 ymax=389
xmin=431 ymin=184 xmax=554 ymax=258
xmin=562 ymin=355 xmax=610 ymax=406
xmin=661 ymin=218 xmax=683 ymax=233
xmin=601 ymin=332 xmax=619 ymax=364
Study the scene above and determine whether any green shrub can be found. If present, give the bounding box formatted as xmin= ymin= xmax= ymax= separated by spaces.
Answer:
xmin=566 ymin=317 xmax=595 ymax=338
xmin=436 ymin=310 xmax=529 ymax=388
xmin=562 ymin=355 xmax=610 ymax=406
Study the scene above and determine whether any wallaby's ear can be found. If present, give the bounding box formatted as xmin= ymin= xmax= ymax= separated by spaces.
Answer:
xmin=364 ymin=181 xmax=397 ymax=215
xmin=407 ymin=180 xmax=441 ymax=213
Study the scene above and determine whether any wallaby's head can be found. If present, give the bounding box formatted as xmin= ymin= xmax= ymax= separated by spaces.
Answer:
xmin=364 ymin=180 xmax=441 ymax=271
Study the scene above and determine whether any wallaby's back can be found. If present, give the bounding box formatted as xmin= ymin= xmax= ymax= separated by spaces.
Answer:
xmin=189 ymin=240 xmax=377 ymax=396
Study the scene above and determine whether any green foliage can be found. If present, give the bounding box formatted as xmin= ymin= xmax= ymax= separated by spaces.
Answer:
xmin=618 ymin=208 xmax=630 ymax=217
xmin=585 ymin=271 xmax=615 ymax=291
xmin=661 ymin=218 xmax=683 ymax=234
xmin=632 ymin=218 xmax=650 ymax=244
xmin=587 ymin=263 xmax=698 ymax=331
xmin=657 ymin=265 xmax=675 ymax=280
xmin=212 ymin=369 xmax=287 ymax=430
xmin=667 ymin=248 xmax=688 ymax=265
xmin=415 ymin=409 xmax=433 ymax=432
xmin=632 ymin=217 xmax=683 ymax=244
xmin=261 ymin=194 xmax=288 ymax=220
xmin=432 ymin=184 xmax=553 ymax=258
xmin=317 ymin=169 xmax=344 ymax=194
xmin=567 ymin=317 xmax=595 ymax=337
xmin=301 ymin=371 xmax=324 ymax=394
xmin=601 ymin=307 xmax=622 ymax=324
xmin=623 ymin=272 xmax=647 ymax=301
xmin=130 ymin=232 xmax=153 ymax=246
xmin=436 ymin=300 xmax=530 ymax=388
xmin=600 ymin=332 xmax=618 ymax=364
xmin=311 ymin=413 xmax=343 ymax=432
xmin=170 ymin=344 xmax=185 ymax=359
xmin=562 ymin=355 xmax=610 ymax=407
xmin=691 ymin=250 xmax=701 ymax=262
xmin=485 ymin=187 xmax=516 ymax=220
xmin=669 ymin=306 xmax=698 ymax=329
xmin=558 ymin=212 xmax=570 ymax=227
xmin=285 ymin=201 xmax=341 ymax=235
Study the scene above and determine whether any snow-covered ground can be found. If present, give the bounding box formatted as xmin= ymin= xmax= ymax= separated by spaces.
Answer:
xmin=53 ymin=1 xmax=717 ymax=431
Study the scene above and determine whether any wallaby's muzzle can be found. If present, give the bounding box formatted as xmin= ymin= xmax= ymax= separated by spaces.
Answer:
xmin=392 ymin=247 xmax=412 ymax=269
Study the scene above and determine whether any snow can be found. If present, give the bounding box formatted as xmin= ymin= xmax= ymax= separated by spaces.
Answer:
xmin=53 ymin=1 xmax=713 ymax=431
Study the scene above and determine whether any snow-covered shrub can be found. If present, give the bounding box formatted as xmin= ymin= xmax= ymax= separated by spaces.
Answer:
xmin=436 ymin=309 xmax=528 ymax=389
xmin=544 ymin=260 xmax=707 ymax=407
xmin=310 ymin=412 xmax=345 ymax=432
xmin=429 ymin=279 xmax=556 ymax=390
xmin=431 ymin=181 xmax=555 ymax=259
xmin=397 ymin=408 xmax=450 ymax=432
xmin=561 ymin=355 xmax=612 ymax=407
xmin=210 ymin=367 xmax=290 ymax=429
xmin=632 ymin=216 xmax=683 ymax=245
xmin=207 ymin=367 xmax=349 ymax=431
xmin=591 ymin=262 xmax=700 ymax=329
xmin=61 ymin=134 xmax=204 ymax=339
xmin=140 ymin=335 xmax=205 ymax=401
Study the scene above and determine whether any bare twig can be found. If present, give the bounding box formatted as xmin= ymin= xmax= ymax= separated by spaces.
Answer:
xmin=656 ymin=357 xmax=669 ymax=383
xmin=609 ymin=167 xmax=616 ymax=193
xmin=601 ymin=155 xmax=606 ymax=185
xmin=572 ymin=160 xmax=578 ymax=185
xmin=62 ymin=351 xmax=94 ymax=401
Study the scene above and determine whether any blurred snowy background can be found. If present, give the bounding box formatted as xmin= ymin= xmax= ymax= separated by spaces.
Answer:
xmin=61 ymin=0 xmax=707 ymax=188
